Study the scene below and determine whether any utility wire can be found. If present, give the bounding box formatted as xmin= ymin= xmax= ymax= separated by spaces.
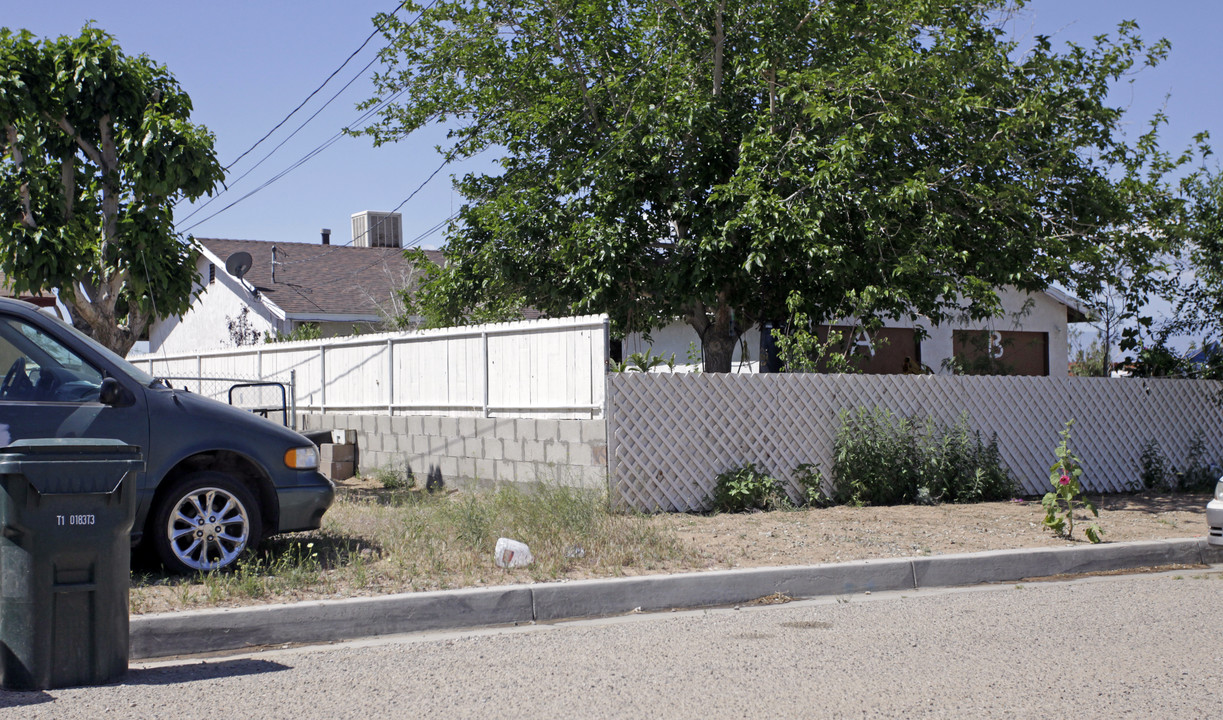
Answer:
xmin=179 ymin=0 xmax=436 ymax=228
xmin=225 ymin=0 xmax=408 ymax=170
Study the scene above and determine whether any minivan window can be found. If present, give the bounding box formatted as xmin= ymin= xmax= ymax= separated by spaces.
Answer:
xmin=32 ymin=309 xmax=157 ymax=386
xmin=0 ymin=318 xmax=104 ymax=402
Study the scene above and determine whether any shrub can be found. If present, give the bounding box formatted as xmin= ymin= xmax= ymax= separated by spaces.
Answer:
xmin=712 ymin=463 xmax=789 ymax=512
xmin=1178 ymin=431 xmax=1217 ymax=492
xmin=1139 ymin=438 xmax=1172 ymax=490
xmin=827 ymin=408 xmax=1014 ymax=506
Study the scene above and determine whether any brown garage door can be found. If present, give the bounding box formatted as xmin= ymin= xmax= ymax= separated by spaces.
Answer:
xmin=814 ymin=326 xmax=923 ymax=375
xmin=952 ymin=330 xmax=1049 ymax=376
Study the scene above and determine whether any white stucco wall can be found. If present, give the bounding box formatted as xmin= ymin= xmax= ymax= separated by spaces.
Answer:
xmin=145 ymin=259 xmax=281 ymax=355
xmin=621 ymin=288 xmax=1075 ymax=376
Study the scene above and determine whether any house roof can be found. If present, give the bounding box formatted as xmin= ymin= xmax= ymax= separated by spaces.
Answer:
xmin=196 ymin=238 xmax=443 ymax=320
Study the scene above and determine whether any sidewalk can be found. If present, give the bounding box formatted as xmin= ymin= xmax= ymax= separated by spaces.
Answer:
xmin=131 ymin=536 xmax=1223 ymax=660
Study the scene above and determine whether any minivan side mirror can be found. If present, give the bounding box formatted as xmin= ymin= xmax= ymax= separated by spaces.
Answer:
xmin=98 ymin=377 xmax=131 ymax=407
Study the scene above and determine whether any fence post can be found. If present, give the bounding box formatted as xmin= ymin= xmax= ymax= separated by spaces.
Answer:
xmin=290 ymin=369 xmax=297 ymax=430
xmin=319 ymin=345 xmax=327 ymax=413
xmin=387 ymin=338 xmax=394 ymax=416
xmin=482 ymin=330 xmax=490 ymax=418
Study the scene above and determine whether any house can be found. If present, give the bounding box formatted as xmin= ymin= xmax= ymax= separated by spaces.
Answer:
xmin=0 ymin=271 xmax=66 ymax=318
xmin=620 ymin=287 xmax=1089 ymax=377
xmin=147 ymin=213 xmax=443 ymax=354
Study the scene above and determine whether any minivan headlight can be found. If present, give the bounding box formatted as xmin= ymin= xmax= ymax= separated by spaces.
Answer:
xmin=284 ymin=446 xmax=319 ymax=470
xmin=1215 ymin=478 xmax=1223 ymax=502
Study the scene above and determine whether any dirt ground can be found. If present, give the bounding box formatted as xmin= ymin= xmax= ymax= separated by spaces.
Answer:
xmin=652 ymin=492 xmax=1209 ymax=569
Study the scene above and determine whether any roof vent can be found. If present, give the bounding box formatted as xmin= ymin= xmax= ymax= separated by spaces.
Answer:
xmin=351 ymin=211 xmax=403 ymax=248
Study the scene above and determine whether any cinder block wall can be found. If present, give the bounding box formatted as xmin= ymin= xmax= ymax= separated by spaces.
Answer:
xmin=298 ymin=413 xmax=608 ymax=490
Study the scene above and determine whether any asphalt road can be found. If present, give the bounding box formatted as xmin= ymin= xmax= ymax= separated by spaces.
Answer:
xmin=5 ymin=568 xmax=1222 ymax=719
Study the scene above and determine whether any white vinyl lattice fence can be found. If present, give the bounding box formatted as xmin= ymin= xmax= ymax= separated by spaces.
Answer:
xmin=129 ymin=315 xmax=609 ymax=420
xmin=607 ymin=373 xmax=1223 ymax=511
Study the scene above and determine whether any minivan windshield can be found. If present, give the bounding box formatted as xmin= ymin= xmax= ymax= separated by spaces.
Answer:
xmin=43 ymin=312 xmax=158 ymax=386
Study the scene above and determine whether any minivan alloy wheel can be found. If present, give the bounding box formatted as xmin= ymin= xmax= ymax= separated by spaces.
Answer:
xmin=153 ymin=472 xmax=262 ymax=573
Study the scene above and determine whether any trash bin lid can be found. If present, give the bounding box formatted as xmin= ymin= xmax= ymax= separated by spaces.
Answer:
xmin=0 ymin=438 xmax=143 ymax=494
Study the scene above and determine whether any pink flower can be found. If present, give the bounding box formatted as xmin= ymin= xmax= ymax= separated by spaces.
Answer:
xmin=1058 ymin=474 xmax=1070 ymax=486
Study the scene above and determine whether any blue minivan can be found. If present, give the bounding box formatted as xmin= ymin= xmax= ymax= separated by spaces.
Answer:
xmin=0 ymin=297 xmax=334 ymax=572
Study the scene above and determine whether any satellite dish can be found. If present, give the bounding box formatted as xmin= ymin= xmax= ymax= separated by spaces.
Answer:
xmin=225 ymin=252 xmax=254 ymax=280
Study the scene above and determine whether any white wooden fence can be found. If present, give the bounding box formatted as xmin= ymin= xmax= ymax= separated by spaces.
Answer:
xmin=128 ymin=315 xmax=610 ymax=419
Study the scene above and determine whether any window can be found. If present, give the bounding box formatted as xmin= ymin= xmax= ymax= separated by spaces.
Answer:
xmin=209 ymin=264 xmax=216 ymax=284
xmin=0 ymin=318 xmax=104 ymax=402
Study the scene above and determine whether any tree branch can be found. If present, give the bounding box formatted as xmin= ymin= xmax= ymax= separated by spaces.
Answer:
xmin=5 ymin=125 xmax=37 ymax=228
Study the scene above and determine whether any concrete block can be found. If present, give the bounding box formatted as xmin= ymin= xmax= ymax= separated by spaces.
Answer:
xmin=320 ymin=443 xmax=355 ymax=463
xmin=536 ymin=420 xmax=560 ymax=442
xmin=361 ymin=415 xmax=377 ymax=433
xmin=545 ymin=442 xmax=568 ymax=464
xmin=421 ymin=415 xmax=442 ymax=437
xmin=475 ymin=458 xmax=496 ymax=481
xmin=457 ymin=457 xmax=477 ymax=479
xmin=475 ymin=418 xmax=496 ymax=438
xmin=412 ymin=436 xmax=432 ymax=455
xmin=407 ymin=416 xmax=424 ymax=435
xmin=484 ymin=438 xmax=504 ymax=460
xmin=458 ymin=417 xmax=476 ymax=437
xmin=376 ymin=415 xmax=392 ymax=434
xmin=523 ymin=440 xmax=546 ymax=463
xmin=568 ymin=443 xmax=593 ymax=466
xmin=582 ymin=421 xmax=607 ymax=443
xmin=440 ymin=417 xmax=459 ymax=438
xmin=503 ymin=440 xmax=524 ymax=462
xmin=494 ymin=419 xmax=519 ymax=440
xmin=591 ymin=445 xmax=608 ymax=466
xmin=390 ymin=416 xmax=408 ymax=434
xmin=330 ymin=429 xmax=357 ymax=445
xmin=322 ymin=461 xmax=354 ymax=481
xmin=463 ymin=438 xmax=483 ymax=456
xmin=559 ymin=421 xmax=582 ymax=443
xmin=439 ymin=456 xmax=458 ymax=477
xmin=495 ymin=460 xmax=516 ymax=482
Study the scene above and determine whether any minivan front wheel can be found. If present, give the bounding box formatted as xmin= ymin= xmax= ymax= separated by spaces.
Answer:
xmin=152 ymin=472 xmax=262 ymax=573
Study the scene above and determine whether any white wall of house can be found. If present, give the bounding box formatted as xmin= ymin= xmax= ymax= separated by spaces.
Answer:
xmin=146 ymin=258 xmax=280 ymax=355
xmin=621 ymin=288 xmax=1074 ymax=376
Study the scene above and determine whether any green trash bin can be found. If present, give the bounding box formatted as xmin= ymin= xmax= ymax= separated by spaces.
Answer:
xmin=0 ymin=439 xmax=143 ymax=690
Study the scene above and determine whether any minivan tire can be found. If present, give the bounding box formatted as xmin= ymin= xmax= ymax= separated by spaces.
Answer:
xmin=152 ymin=472 xmax=263 ymax=573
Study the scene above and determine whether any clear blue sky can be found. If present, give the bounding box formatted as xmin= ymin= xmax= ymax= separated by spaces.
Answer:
xmin=5 ymin=0 xmax=1221 ymax=259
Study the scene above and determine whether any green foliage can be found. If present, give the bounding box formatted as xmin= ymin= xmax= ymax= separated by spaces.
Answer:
xmin=1041 ymin=420 xmax=1102 ymax=543
xmin=264 ymin=322 xmax=323 ymax=344
xmin=0 ymin=27 xmax=224 ymax=353
xmin=1069 ymin=336 xmax=1112 ymax=377
xmin=373 ymin=463 xmax=415 ymax=491
xmin=610 ymin=348 xmax=676 ymax=373
xmin=827 ymin=409 xmax=1014 ymax=506
xmin=711 ymin=463 xmax=789 ymax=513
xmin=1139 ymin=438 xmax=1172 ymax=490
xmin=771 ymin=293 xmax=863 ymax=374
xmin=359 ymin=0 xmax=1195 ymax=373
xmin=1179 ymin=431 xmax=1217 ymax=492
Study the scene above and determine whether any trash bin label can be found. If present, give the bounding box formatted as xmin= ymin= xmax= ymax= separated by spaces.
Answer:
xmin=58 ymin=514 xmax=97 ymax=526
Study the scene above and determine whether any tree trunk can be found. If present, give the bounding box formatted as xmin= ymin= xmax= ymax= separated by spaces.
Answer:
xmin=685 ymin=296 xmax=746 ymax=373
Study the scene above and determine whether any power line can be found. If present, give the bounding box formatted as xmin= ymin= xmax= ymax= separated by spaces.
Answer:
xmin=178 ymin=0 xmax=437 ymax=229
xmin=224 ymin=1 xmax=408 ymax=171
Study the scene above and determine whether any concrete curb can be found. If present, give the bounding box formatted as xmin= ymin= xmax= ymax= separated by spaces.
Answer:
xmin=130 ymin=538 xmax=1223 ymax=660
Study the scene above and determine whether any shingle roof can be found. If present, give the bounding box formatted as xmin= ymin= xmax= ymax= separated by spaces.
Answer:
xmin=197 ymin=238 xmax=443 ymax=319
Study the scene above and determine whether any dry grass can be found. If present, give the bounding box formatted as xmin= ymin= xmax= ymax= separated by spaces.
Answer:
xmin=130 ymin=481 xmax=697 ymax=614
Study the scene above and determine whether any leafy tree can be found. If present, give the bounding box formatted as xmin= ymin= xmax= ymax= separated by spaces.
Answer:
xmin=362 ymin=0 xmax=1195 ymax=372
xmin=0 ymin=27 xmax=224 ymax=354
